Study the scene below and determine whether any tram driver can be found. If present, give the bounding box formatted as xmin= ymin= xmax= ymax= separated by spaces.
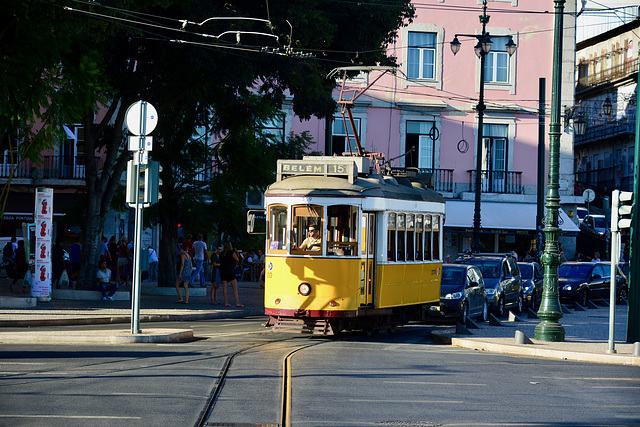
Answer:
xmin=298 ymin=225 xmax=322 ymax=251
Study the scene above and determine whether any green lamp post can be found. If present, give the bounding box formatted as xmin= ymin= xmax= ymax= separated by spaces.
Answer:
xmin=535 ymin=0 xmax=566 ymax=342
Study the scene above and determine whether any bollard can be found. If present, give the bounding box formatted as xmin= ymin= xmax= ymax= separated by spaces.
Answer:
xmin=634 ymin=342 xmax=640 ymax=357
xmin=515 ymin=330 xmax=533 ymax=345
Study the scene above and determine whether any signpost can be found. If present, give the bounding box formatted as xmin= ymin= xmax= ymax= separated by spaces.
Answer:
xmin=124 ymin=101 xmax=158 ymax=334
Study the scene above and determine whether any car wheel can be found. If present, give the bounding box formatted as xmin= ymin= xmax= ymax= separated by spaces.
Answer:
xmin=497 ymin=295 xmax=506 ymax=317
xmin=460 ymin=302 xmax=469 ymax=324
xmin=617 ymin=286 xmax=628 ymax=303
xmin=578 ymin=288 xmax=588 ymax=307
xmin=515 ymin=293 xmax=523 ymax=314
xmin=477 ymin=300 xmax=488 ymax=322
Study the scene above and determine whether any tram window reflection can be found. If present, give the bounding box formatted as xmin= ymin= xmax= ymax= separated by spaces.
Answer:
xmin=433 ymin=216 xmax=440 ymax=260
xmin=416 ymin=215 xmax=424 ymax=260
xmin=291 ymin=205 xmax=324 ymax=254
xmin=424 ymin=215 xmax=432 ymax=261
xmin=397 ymin=214 xmax=406 ymax=261
xmin=407 ymin=214 xmax=415 ymax=261
xmin=387 ymin=213 xmax=396 ymax=261
xmin=327 ymin=205 xmax=358 ymax=256
xmin=267 ymin=205 xmax=288 ymax=253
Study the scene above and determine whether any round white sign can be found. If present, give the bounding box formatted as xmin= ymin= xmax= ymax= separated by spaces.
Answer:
xmin=583 ymin=188 xmax=596 ymax=203
xmin=125 ymin=101 xmax=158 ymax=136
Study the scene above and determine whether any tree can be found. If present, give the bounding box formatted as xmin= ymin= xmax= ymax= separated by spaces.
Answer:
xmin=8 ymin=0 xmax=414 ymax=288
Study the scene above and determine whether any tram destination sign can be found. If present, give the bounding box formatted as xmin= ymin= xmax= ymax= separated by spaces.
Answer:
xmin=277 ymin=159 xmax=358 ymax=183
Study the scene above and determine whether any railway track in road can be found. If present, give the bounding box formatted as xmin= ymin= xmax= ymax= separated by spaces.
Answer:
xmin=195 ymin=337 xmax=328 ymax=427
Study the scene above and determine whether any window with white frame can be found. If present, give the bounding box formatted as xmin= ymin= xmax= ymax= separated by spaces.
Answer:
xmin=332 ymin=117 xmax=361 ymax=155
xmin=407 ymin=32 xmax=437 ymax=80
xmin=484 ymin=37 xmax=511 ymax=83
xmin=258 ymin=114 xmax=285 ymax=144
xmin=406 ymin=120 xmax=436 ymax=169
xmin=481 ymin=124 xmax=508 ymax=173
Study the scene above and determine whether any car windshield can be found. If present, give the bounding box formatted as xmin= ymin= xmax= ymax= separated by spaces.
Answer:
xmin=441 ymin=268 xmax=465 ymax=286
xmin=558 ymin=264 xmax=591 ymax=278
xmin=459 ymin=260 xmax=500 ymax=279
xmin=519 ymin=264 xmax=533 ymax=279
xmin=593 ymin=217 xmax=606 ymax=228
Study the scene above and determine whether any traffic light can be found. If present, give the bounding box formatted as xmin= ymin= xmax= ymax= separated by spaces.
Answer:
xmin=611 ymin=189 xmax=633 ymax=231
xmin=125 ymin=160 xmax=143 ymax=204
xmin=144 ymin=160 xmax=162 ymax=204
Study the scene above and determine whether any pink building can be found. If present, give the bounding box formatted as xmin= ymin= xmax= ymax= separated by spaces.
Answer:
xmin=278 ymin=0 xmax=581 ymax=259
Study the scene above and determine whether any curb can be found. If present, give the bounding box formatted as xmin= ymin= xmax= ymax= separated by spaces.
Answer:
xmin=429 ymin=331 xmax=640 ymax=366
xmin=0 ymin=328 xmax=194 ymax=345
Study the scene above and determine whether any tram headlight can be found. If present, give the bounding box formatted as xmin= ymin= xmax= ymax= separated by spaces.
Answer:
xmin=298 ymin=282 xmax=311 ymax=296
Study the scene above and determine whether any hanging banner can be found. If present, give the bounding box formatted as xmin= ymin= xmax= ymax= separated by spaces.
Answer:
xmin=33 ymin=187 xmax=53 ymax=301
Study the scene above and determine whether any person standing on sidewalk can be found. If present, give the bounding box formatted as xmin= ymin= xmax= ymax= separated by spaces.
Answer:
xmin=68 ymin=237 xmax=82 ymax=288
xmin=175 ymin=244 xmax=191 ymax=304
xmin=190 ymin=234 xmax=207 ymax=287
xmin=147 ymin=246 xmax=159 ymax=282
xmin=96 ymin=259 xmax=119 ymax=301
xmin=220 ymin=241 xmax=243 ymax=308
xmin=210 ymin=244 xmax=222 ymax=304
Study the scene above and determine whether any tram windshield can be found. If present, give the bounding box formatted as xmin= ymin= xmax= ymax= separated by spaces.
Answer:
xmin=267 ymin=205 xmax=288 ymax=253
xmin=291 ymin=205 xmax=324 ymax=254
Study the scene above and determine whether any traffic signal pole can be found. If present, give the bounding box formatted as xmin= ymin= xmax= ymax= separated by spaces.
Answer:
xmin=628 ymin=55 xmax=640 ymax=343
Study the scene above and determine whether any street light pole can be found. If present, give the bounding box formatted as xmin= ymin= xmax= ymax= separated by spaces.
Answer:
xmin=535 ymin=0 xmax=566 ymax=342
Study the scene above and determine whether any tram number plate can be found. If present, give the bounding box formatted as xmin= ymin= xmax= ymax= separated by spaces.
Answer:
xmin=266 ymin=271 xmax=273 ymax=279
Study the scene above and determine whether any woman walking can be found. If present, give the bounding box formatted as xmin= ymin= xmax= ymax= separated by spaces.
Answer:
xmin=220 ymin=241 xmax=243 ymax=307
xmin=175 ymin=244 xmax=191 ymax=304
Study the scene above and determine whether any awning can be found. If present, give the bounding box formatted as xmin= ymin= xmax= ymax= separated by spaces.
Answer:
xmin=444 ymin=200 xmax=580 ymax=232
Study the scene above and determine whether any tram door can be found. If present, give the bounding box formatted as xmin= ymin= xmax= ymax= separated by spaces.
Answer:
xmin=360 ymin=213 xmax=376 ymax=306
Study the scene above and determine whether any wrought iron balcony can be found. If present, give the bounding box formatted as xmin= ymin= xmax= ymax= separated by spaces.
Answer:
xmin=388 ymin=167 xmax=454 ymax=192
xmin=468 ymin=169 xmax=523 ymax=194
xmin=576 ymin=57 xmax=639 ymax=93
xmin=0 ymin=155 xmax=103 ymax=181
xmin=574 ymin=117 xmax=635 ymax=146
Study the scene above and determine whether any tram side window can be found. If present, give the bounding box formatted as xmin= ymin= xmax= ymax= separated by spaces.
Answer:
xmin=387 ymin=213 xmax=396 ymax=261
xmin=416 ymin=215 xmax=424 ymax=260
xmin=327 ymin=205 xmax=359 ymax=256
xmin=406 ymin=214 xmax=415 ymax=261
xmin=397 ymin=214 xmax=406 ymax=261
xmin=424 ymin=215 xmax=432 ymax=261
xmin=291 ymin=205 xmax=324 ymax=254
xmin=267 ymin=205 xmax=288 ymax=253
xmin=433 ymin=216 xmax=441 ymax=260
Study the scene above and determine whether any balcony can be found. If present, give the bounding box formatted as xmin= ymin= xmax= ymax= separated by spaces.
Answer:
xmin=576 ymin=166 xmax=633 ymax=195
xmin=388 ymin=167 xmax=454 ymax=193
xmin=0 ymin=155 xmax=103 ymax=182
xmin=576 ymin=57 xmax=639 ymax=93
xmin=574 ymin=117 xmax=635 ymax=146
xmin=468 ymin=169 xmax=523 ymax=194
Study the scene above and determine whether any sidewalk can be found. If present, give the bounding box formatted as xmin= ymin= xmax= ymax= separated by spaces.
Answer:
xmin=0 ymin=276 xmax=639 ymax=366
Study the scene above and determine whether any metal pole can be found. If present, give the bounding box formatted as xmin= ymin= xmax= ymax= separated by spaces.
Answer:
xmin=609 ymin=190 xmax=620 ymax=354
xmin=472 ymin=0 xmax=489 ymax=252
xmin=627 ymin=48 xmax=640 ymax=343
xmin=535 ymin=0 xmax=566 ymax=342
xmin=537 ymin=78 xmax=546 ymax=259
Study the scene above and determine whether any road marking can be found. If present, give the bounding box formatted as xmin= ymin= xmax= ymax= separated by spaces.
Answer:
xmin=592 ymin=386 xmax=640 ymax=390
xmin=349 ymin=399 xmax=463 ymax=404
xmin=383 ymin=380 xmax=487 ymax=387
xmin=533 ymin=376 xmax=640 ymax=382
xmin=0 ymin=415 xmax=141 ymax=419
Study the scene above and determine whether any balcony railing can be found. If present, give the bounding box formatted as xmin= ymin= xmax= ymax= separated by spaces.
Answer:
xmin=468 ymin=169 xmax=523 ymax=194
xmin=576 ymin=57 xmax=639 ymax=93
xmin=574 ymin=117 xmax=635 ymax=146
xmin=388 ymin=167 xmax=454 ymax=193
xmin=576 ymin=166 xmax=633 ymax=194
xmin=0 ymin=155 xmax=103 ymax=181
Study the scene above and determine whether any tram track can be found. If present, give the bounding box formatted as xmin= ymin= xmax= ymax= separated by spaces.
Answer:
xmin=194 ymin=337 xmax=328 ymax=427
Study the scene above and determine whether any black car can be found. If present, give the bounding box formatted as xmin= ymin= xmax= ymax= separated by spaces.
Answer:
xmin=558 ymin=262 xmax=628 ymax=306
xmin=455 ymin=253 xmax=523 ymax=316
xmin=518 ymin=261 xmax=543 ymax=310
xmin=429 ymin=264 xmax=488 ymax=323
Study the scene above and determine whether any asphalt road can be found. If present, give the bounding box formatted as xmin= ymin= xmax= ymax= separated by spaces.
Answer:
xmin=1 ymin=318 xmax=639 ymax=427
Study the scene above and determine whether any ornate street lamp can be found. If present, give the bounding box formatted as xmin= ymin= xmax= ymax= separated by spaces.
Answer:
xmin=535 ymin=0 xmax=567 ymax=342
xmin=573 ymin=113 xmax=587 ymax=136
xmin=603 ymin=97 xmax=613 ymax=117
xmin=450 ymin=0 xmax=516 ymax=251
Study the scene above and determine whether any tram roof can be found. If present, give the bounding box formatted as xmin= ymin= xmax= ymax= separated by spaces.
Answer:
xmin=265 ymin=174 xmax=445 ymax=203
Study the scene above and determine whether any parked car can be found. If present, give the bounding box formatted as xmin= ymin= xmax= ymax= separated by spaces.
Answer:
xmin=430 ymin=264 xmax=488 ymax=323
xmin=518 ymin=261 xmax=543 ymax=310
xmin=576 ymin=207 xmax=589 ymax=224
xmin=581 ymin=214 xmax=608 ymax=235
xmin=454 ymin=253 xmax=523 ymax=316
xmin=558 ymin=262 xmax=628 ymax=306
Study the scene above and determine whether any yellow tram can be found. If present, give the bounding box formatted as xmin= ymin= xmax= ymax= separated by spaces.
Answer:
xmin=263 ymin=156 xmax=445 ymax=334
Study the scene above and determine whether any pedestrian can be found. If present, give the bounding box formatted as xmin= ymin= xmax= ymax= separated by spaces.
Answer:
xmin=220 ymin=241 xmax=243 ymax=307
xmin=558 ymin=243 xmax=567 ymax=263
xmin=68 ymin=237 xmax=82 ymax=288
xmin=147 ymin=246 xmax=159 ymax=282
xmin=52 ymin=237 xmax=66 ymax=289
xmin=12 ymin=240 xmax=29 ymax=293
xmin=190 ymin=234 xmax=208 ymax=287
xmin=175 ymin=244 xmax=191 ymax=304
xmin=108 ymin=236 xmax=118 ymax=274
xmin=591 ymin=251 xmax=601 ymax=263
xmin=96 ymin=259 xmax=119 ymax=301
xmin=117 ymin=236 xmax=130 ymax=286
xmin=210 ymin=244 xmax=222 ymax=304
xmin=183 ymin=234 xmax=194 ymax=257
xmin=100 ymin=236 xmax=110 ymax=263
